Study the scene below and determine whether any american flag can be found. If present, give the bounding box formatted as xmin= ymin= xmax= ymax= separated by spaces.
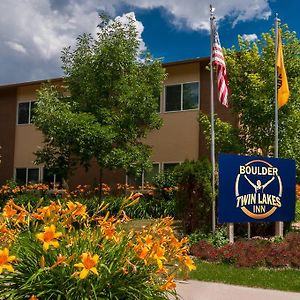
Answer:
xmin=211 ymin=20 xmax=229 ymax=107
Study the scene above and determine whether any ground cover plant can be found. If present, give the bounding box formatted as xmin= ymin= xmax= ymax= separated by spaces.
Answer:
xmin=0 ymin=179 xmax=177 ymax=220
xmin=0 ymin=194 xmax=195 ymax=299
xmin=190 ymin=233 xmax=300 ymax=268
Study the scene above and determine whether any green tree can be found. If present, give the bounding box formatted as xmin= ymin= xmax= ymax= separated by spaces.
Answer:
xmin=174 ymin=159 xmax=212 ymax=234
xmin=34 ymin=15 xmax=165 ymax=184
xmin=199 ymin=112 xmax=243 ymax=154
xmin=225 ymin=25 xmax=300 ymax=164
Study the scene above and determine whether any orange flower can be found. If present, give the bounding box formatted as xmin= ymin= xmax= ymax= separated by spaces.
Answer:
xmin=0 ymin=248 xmax=16 ymax=274
xmin=66 ymin=201 xmax=87 ymax=217
xmin=183 ymin=255 xmax=196 ymax=271
xmin=0 ymin=222 xmax=9 ymax=234
xmin=36 ymin=225 xmax=62 ymax=251
xmin=2 ymin=204 xmax=17 ymax=218
xmin=74 ymin=253 xmax=99 ymax=279
xmin=137 ymin=246 xmax=149 ymax=260
xmin=144 ymin=234 xmax=153 ymax=247
xmin=29 ymin=295 xmax=38 ymax=300
xmin=160 ymin=275 xmax=176 ymax=291
xmin=14 ymin=211 xmax=27 ymax=226
xmin=50 ymin=254 xmax=67 ymax=269
xmin=152 ymin=245 xmax=166 ymax=270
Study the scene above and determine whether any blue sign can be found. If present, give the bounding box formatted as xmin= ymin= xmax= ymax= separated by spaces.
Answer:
xmin=218 ymin=154 xmax=296 ymax=223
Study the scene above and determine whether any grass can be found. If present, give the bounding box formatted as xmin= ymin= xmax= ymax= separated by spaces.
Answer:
xmin=190 ymin=260 xmax=300 ymax=292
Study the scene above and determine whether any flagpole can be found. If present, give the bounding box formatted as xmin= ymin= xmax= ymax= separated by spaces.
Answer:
xmin=274 ymin=14 xmax=283 ymax=237
xmin=210 ymin=4 xmax=216 ymax=233
xmin=275 ymin=14 xmax=279 ymax=158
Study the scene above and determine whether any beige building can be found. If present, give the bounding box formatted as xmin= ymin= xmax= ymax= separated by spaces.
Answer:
xmin=0 ymin=57 xmax=232 ymax=189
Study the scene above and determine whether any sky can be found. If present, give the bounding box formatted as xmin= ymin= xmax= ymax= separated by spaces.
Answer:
xmin=0 ymin=0 xmax=299 ymax=85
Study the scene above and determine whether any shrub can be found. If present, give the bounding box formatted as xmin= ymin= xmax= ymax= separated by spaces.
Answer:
xmin=0 ymin=196 xmax=195 ymax=299
xmin=190 ymin=232 xmax=300 ymax=268
xmin=174 ymin=160 xmax=212 ymax=234
xmin=188 ymin=227 xmax=228 ymax=248
xmin=0 ymin=182 xmax=49 ymax=209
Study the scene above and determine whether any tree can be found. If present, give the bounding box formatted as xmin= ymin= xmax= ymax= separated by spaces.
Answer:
xmin=199 ymin=112 xmax=243 ymax=154
xmin=202 ymin=24 xmax=300 ymax=178
xmin=34 ymin=15 xmax=165 ymax=184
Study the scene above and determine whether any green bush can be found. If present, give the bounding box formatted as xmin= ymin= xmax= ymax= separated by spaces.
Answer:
xmin=189 ymin=227 xmax=229 ymax=248
xmin=174 ymin=159 xmax=212 ymax=234
xmin=0 ymin=198 xmax=195 ymax=299
xmin=76 ymin=194 xmax=175 ymax=219
xmin=0 ymin=181 xmax=50 ymax=210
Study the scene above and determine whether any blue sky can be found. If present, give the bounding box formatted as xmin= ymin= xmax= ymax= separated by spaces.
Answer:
xmin=0 ymin=0 xmax=299 ymax=85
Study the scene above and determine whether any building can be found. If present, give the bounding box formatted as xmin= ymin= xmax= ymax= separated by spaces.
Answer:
xmin=0 ymin=57 xmax=232 ymax=189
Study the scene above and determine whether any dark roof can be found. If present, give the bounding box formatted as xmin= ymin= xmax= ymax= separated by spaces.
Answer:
xmin=0 ymin=77 xmax=63 ymax=90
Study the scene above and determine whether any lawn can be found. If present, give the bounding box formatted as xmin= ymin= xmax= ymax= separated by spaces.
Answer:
xmin=190 ymin=260 xmax=300 ymax=292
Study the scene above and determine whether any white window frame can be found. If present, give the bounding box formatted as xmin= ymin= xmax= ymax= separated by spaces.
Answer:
xmin=164 ymin=81 xmax=200 ymax=113
xmin=14 ymin=167 xmax=42 ymax=185
xmin=16 ymin=100 xmax=36 ymax=125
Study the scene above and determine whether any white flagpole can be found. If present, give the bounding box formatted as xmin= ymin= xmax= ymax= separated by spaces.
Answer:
xmin=210 ymin=5 xmax=216 ymax=233
xmin=274 ymin=14 xmax=283 ymax=237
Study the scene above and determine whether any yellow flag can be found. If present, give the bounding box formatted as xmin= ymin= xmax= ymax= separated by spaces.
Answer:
xmin=277 ymin=29 xmax=289 ymax=108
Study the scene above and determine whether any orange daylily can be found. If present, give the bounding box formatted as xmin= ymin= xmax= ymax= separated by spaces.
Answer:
xmin=0 ymin=248 xmax=16 ymax=274
xmin=36 ymin=225 xmax=62 ymax=251
xmin=66 ymin=201 xmax=87 ymax=217
xmin=137 ymin=246 xmax=149 ymax=260
xmin=50 ymin=254 xmax=67 ymax=269
xmin=2 ymin=203 xmax=17 ymax=218
xmin=74 ymin=252 xmax=99 ymax=279
xmin=160 ymin=275 xmax=176 ymax=291
xmin=183 ymin=255 xmax=196 ymax=271
xmin=152 ymin=245 xmax=166 ymax=270
xmin=14 ymin=211 xmax=27 ymax=226
xmin=144 ymin=234 xmax=153 ymax=247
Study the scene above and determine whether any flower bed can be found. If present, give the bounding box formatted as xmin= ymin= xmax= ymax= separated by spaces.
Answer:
xmin=0 ymin=194 xmax=195 ymax=299
xmin=190 ymin=234 xmax=300 ymax=268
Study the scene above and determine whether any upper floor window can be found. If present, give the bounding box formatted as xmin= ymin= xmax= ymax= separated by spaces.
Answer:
xmin=17 ymin=101 xmax=36 ymax=125
xmin=165 ymin=82 xmax=199 ymax=112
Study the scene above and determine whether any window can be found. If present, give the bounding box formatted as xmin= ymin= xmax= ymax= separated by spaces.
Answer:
xmin=165 ymin=82 xmax=199 ymax=112
xmin=144 ymin=163 xmax=160 ymax=184
xmin=15 ymin=168 xmax=26 ymax=185
xmin=127 ymin=173 xmax=143 ymax=188
xmin=163 ymin=162 xmax=180 ymax=173
xmin=17 ymin=101 xmax=36 ymax=124
xmin=15 ymin=168 xmax=40 ymax=185
xmin=126 ymin=163 xmax=160 ymax=188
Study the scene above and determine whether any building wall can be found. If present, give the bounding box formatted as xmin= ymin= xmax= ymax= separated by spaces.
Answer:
xmin=0 ymin=87 xmax=17 ymax=183
xmin=147 ymin=61 xmax=201 ymax=165
xmin=0 ymin=58 xmax=233 ymax=188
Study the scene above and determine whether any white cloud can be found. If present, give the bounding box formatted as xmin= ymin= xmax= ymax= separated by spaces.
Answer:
xmin=123 ymin=0 xmax=271 ymax=31
xmin=0 ymin=0 xmax=149 ymax=84
xmin=242 ymin=34 xmax=258 ymax=42
xmin=0 ymin=0 xmax=272 ymax=84
xmin=112 ymin=12 xmax=146 ymax=52
xmin=5 ymin=41 xmax=27 ymax=54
